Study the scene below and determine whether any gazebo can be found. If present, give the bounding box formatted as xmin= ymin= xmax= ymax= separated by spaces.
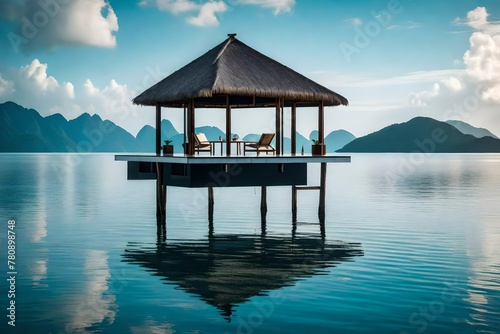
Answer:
xmin=132 ymin=33 xmax=348 ymax=156
xmin=116 ymin=34 xmax=350 ymax=237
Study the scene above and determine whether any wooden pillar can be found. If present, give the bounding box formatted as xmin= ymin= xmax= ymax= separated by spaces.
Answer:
xmin=275 ymin=98 xmax=281 ymax=155
xmin=208 ymin=186 xmax=214 ymax=223
xmin=226 ymin=95 xmax=231 ymax=156
xmin=281 ymin=102 xmax=284 ymax=155
xmin=291 ymin=103 xmax=297 ymax=155
xmin=318 ymin=162 xmax=327 ymax=223
xmin=187 ymin=99 xmax=195 ymax=155
xmin=261 ymin=186 xmax=267 ymax=223
xmin=292 ymin=185 xmax=297 ymax=223
xmin=156 ymin=162 xmax=166 ymax=240
xmin=318 ymin=100 xmax=325 ymax=146
xmin=183 ymin=105 xmax=187 ymax=154
xmin=156 ymin=103 xmax=161 ymax=156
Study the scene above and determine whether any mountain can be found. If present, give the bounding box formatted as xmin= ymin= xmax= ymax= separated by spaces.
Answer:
xmin=338 ymin=117 xmax=500 ymax=153
xmin=446 ymin=120 xmax=498 ymax=139
xmin=9 ymin=101 xmax=499 ymax=154
xmin=0 ymin=101 xmax=142 ymax=152
xmin=136 ymin=120 xmax=180 ymax=152
xmin=309 ymin=129 xmax=356 ymax=152
xmin=0 ymin=101 xmax=76 ymax=152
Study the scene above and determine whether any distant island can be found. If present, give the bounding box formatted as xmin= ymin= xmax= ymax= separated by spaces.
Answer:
xmin=338 ymin=117 xmax=500 ymax=153
xmin=0 ymin=101 xmax=355 ymax=153
xmin=2 ymin=101 xmax=499 ymax=153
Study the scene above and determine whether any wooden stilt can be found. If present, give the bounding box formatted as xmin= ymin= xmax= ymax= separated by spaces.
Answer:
xmin=156 ymin=162 xmax=166 ymax=241
xmin=260 ymin=186 xmax=267 ymax=224
xmin=292 ymin=185 xmax=297 ymax=223
xmin=208 ymin=186 xmax=214 ymax=224
xmin=318 ymin=162 xmax=327 ymax=223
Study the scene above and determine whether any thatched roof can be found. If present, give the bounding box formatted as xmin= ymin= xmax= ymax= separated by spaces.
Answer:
xmin=133 ymin=34 xmax=348 ymax=108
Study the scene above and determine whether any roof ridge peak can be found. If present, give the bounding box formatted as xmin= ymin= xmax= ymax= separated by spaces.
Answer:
xmin=212 ymin=36 xmax=236 ymax=66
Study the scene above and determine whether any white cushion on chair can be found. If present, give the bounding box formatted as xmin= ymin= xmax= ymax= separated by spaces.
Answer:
xmin=196 ymin=133 xmax=209 ymax=143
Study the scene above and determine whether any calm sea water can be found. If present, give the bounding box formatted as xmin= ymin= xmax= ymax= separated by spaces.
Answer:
xmin=0 ymin=153 xmax=499 ymax=334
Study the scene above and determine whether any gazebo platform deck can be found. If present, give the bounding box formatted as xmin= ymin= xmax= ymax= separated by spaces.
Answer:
xmin=115 ymin=154 xmax=350 ymax=188
xmin=115 ymin=154 xmax=351 ymax=164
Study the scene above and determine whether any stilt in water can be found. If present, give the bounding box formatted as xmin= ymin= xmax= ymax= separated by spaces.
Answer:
xmin=261 ymin=186 xmax=267 ymax=226
xmin=318 ymin=162 xmax=327 ymax=223
xmin=291 ymin=185 xmax=297 ymax=223
xmin=156 ymin=163 xmax=167 ymax=241
xmin=208 ymin=186 xmax=214 ymax=224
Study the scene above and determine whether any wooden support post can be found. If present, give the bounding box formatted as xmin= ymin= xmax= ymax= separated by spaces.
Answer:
xmin=208 ymin=186 xmax=214 ymax=224
xmin=318 ymin=162 xmax=327 ymax=223
xmin=156 ymin=103 xmax=161 ymax=156
xmin=291 ymin=103 xmax=297 ymax=155
xmin=156 ymin=163 xmax=166 ymax=240
xmin=275 ymin=98 xmax=281 ymax=155
xmin=187 ymin=99 xmax=195 ymax=155
xmin=226 ymin=95 xmax=231 ymax=156
xmin=281 ymin=102 xmax=284 ymax=155
xmin=318 ymin=100 xmax=325 ymax=145
xmin=183 ymin=105 xmax=187 ymax=154
xmin=261 ymin=186 xmax=267 ymax=224
xmin=292 ymin=185 xmax=297 ymax=223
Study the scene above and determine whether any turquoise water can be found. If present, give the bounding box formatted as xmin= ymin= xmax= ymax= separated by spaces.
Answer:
xmin=0 ymin=153 xmax=499 ymax=334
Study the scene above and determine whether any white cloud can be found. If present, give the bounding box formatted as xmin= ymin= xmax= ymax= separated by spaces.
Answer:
xmin=187 ymin=1 xmax=227 ymax=26
xmin=346 ymin=17 xmax=363 ymax=26
xmin=406 ymin=6 xmax=500 ymax=134
xmin=387 ymin=21 xmax=420 ymax=30
xmin=141 ymin=0 xmax=227 ymax=26
xmin=237 ymin=0 xmax=295 ymax=15
xmin=441 ymin=77 xmax=464 ymax=92
xmin=0 ymin=59 xmax=149 ymax=135
xmin=466 ymin=6 xmax=488 ymax=29
xmin=142 ymin=0 xmax=294 ymax=27
xmin=6 ymin=0 xmax=118 ymax=53
xmin=464 ymin=32 xmax=500 ymax=82
xmin=0 ymin=75 xmax=14 ymax=95
xmin=409 ymin=83 xmax=440 ymax=107
xmin=140 ymin=0 xmax=200 ymax=14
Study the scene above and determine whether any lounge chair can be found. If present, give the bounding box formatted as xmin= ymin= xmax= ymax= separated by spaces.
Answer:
xmin=244 ymin=133 xmax=276 ymax=156
xmin=194 ymin=133 xmax=212 ymax=155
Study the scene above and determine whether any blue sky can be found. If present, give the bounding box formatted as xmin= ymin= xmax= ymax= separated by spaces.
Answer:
xmin=1 ymin=0 xmax=500 ymax=138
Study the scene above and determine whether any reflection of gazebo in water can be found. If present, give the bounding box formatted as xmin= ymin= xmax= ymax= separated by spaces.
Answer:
xmin=122 ymin=233 xmax=363 ymax=321
xmin=115 ymin=34 xmax=350 ymax=237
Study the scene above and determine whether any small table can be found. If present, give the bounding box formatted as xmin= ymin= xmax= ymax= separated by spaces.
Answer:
xmin=209 ymin=140 xmax=251 ymax=156
xmin=209 ymin=140 xmax=227 ymax=156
